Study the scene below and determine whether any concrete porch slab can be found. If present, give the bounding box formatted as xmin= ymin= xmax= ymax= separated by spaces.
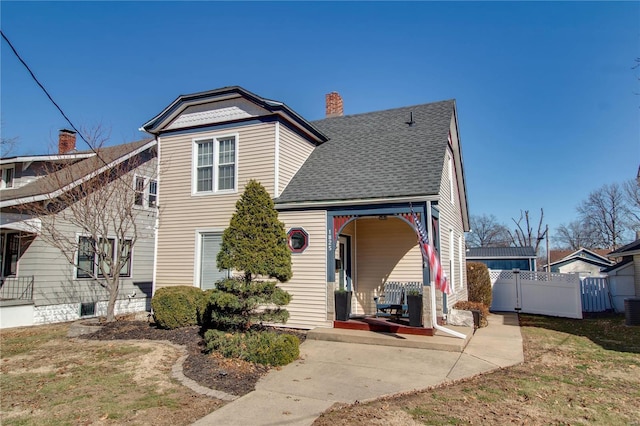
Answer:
xmin=306 ymin=324 xmax=472 ymax=352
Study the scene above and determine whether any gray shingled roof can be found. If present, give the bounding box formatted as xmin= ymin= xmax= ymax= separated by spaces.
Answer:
xmin=0 ymin=139 xmax=154 ymax=205
xmin=466 ymin=247 xmax=537 ymax=258
xmin=607 ymin=239 xmax=640 ymax=257
xmin=275 ymin=100 xmax=455 ymax=204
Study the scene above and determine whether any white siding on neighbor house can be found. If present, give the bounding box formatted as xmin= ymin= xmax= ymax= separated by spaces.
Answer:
xmin=557 ymin=260 xmax=605 ymax=277
xmin=155 ymin=122 xmax=277 ymax=289
xmin=278 ymin=124 xmax=316 ymax=195
xmin=279 ymin=209 xmax=329 ymax=329
xmin=436 ymin=119 xmax=467 ymax=313
xmin=355 ymin=217 xmax=423 ymax=315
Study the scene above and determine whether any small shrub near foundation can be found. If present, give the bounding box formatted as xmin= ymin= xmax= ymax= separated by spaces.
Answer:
xmin=204 ymin=329 xmax=300 ymax=366
xmin=466 ymin=262 xmax=492 ymax=307
xmin=151 ymin=286 xmax=204 ymax=329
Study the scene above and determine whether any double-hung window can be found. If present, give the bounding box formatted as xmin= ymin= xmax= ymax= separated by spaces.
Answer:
xmin=76 ymin=237 xmax=133 ymax=279
xmin=133 ymin=176 xmax=158 ymax=208
xmin=1 ymin=166 xmax=15 ymax=189
xmin=194 ymin=135 xmax=237 ymax=194
xmin=77 ymin=237 xmax=96 ymax=278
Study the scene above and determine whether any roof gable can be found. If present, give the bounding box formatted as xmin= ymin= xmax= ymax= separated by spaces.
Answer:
xmin=548 ymin=247 xmax=614 ymax=268
xmin=141 ymin=86 xmax=327 ymax=144
xmin=276 ymin=100 xmax=456 ymax=205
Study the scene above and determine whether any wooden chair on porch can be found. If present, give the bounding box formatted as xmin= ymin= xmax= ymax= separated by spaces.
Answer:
xmin=373 ymin=281 xmax=422 ymax=318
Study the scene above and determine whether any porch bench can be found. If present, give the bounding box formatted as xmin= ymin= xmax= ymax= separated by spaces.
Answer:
xmin=373 ymin=281 xmax=422 ymax=318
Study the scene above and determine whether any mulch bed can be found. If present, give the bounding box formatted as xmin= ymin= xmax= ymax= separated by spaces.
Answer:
xmin=82 ymin=319 xmax=306 ymax=397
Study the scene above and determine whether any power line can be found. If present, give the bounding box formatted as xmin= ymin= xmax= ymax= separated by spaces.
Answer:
xmin=1 ymin=29 xmax=106 ymax=164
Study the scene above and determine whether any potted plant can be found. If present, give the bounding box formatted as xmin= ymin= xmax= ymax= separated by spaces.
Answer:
xmin=334 ymin=286 xmax=352 ymax=322
xmin=406 ymin=289 xmax=423 ymax=327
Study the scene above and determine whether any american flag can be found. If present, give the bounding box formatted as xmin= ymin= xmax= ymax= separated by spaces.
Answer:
xmin=411 ymin=209 xmax=451 ymax=295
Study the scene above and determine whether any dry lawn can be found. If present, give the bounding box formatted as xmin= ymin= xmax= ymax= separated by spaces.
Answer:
xmin=0 ymin=323 xmax=222 ymax=425
xmin=314 ymin=314 xmax=640 ymax=425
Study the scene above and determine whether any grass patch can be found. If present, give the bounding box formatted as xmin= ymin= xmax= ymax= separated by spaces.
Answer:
xmin=0 ymin=323 xmax=221 ymax=425
xmin=313 ymin=313 xmax=640 ymax=426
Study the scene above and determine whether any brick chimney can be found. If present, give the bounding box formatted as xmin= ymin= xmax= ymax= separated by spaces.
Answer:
xmin=58 ymin=129 xmax=76 ymax=154
xmin=325 ymin=92 xmax=344 ymax=118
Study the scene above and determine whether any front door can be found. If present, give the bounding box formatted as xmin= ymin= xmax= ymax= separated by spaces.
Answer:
xmin=337 ymin=235 xmax=352 ymax=292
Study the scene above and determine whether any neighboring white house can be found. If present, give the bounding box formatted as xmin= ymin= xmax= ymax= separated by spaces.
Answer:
xmin=0 ymin=131 xmax=157 ymax=328
xmin=142 ymin=86 xmax=471 ymax=330
xmin=605 ymin=239 xmax=640 ymax=311
xmin=546 ymin=248 xmax=613 ymax=277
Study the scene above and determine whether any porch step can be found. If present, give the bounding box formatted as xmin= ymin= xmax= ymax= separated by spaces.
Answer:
xmin=307 ymin=325 xmax=472 ymax=352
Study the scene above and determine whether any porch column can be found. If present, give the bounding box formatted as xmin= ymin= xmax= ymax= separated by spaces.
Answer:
xmin=422 ymin=285 xmax=433 ymax=328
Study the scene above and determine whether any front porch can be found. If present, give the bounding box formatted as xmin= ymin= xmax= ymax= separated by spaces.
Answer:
xmin=308 ymin=317 xmax=472 ymax=352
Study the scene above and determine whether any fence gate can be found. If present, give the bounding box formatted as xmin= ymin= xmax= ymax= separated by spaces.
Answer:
xmin=580 ymin=277 xmax=613 ymax=313
xmin=490 ymin=270 xmax=583 ymax=319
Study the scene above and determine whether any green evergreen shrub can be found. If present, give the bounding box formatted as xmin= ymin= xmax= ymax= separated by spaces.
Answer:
xmin=202 ymin=278 xmax=291 ymax=331
xmin=204 ymin=329 xmax=300 ymax=366
xmin=217 ymin=180 xmax=292 ymax=283
xmin=151 ymin=286 xmax=204 ymax=329
xmin=453 ymin=300 xmax=490 ymax=327
xmin=466 ymin=262 xmax=492 ymax=307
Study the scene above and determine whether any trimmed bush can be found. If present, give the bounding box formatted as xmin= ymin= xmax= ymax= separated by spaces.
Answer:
xmin=151 ymin=286 xmax=204 ymax=329
xmin=466 ymin=262 xmax=492 ymax=307
xmin=453 ymin=300 xmax=490 ymax=327
xmin=204 ymin=329 xmax=300 ymax=366
xmin=202 ymin=278 xmax=291 ymax=331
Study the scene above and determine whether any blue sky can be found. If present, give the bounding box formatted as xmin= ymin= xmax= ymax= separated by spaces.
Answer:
xmin=1 ymin=1 xmax=639 ymax=243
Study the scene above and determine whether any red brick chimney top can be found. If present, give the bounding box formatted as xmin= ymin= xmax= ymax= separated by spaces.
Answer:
xmin=325 ymin=92 xmax=344 ymax=118
xmin=58 ymin=129 xmax=76 ymax=154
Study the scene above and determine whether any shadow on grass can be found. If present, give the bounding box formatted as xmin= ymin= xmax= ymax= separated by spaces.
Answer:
xmin=519 ymin=313 xmax=640 ymax=354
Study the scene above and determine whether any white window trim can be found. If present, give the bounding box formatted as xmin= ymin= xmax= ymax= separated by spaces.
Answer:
xmin=1 ymin=165 xmax=15 ymax=189
xmin=458 ymin=234 xmax=463 ymax=292
xmin=448 ymin=154 xmax=454 ymax=205
xmin=74 ymin=234 xmax=134 ymax=280
xmin=191 ymin=133 xmax=239 ymax=196
xmin=133 ymin=174 xmax=158 ymax=209
xmin=449 ymin=228 xmax=455 ymax=291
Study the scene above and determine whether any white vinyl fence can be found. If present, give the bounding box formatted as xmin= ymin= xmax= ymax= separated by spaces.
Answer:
xmin=490 ymin=270 xmax=582 ymax=319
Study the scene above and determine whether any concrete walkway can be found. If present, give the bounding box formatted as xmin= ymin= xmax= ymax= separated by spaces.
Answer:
xmin=193 ymin=313 xmax=523 ymax=426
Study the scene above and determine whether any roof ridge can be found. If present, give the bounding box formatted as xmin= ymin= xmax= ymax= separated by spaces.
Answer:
xmin=311 ymin=99 xmax=455 ymax=123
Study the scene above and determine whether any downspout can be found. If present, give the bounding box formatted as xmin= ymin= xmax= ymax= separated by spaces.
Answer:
xmin=274 ymin=122 xmax=280 ymax=198
xmin=426 ymin=201 xmax=465 ymax=339
xmin=151 ymin=135 xmax=160 ymax=300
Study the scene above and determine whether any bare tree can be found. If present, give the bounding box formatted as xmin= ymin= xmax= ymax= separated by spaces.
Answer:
xmin=623 ymin=177 xmax=640 ymax=232
xmin=508 ymin=208 xmax=547 ymax=255
xmin=577 ymin=182 xmax=629 ymax=249
xmin=466 ymin=214 xmax=511 ymax=247
xmin=554 ymin=220 xmax=599 ymax=250
xmin=19 ymin=127 xmax=156 ymax=322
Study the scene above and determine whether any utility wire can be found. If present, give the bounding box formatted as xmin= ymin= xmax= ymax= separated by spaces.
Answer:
xmin=1 ymin=29 xmax=109 ymax=166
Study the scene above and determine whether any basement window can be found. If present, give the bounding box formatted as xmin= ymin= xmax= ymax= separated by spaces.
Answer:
xmin=80 ymin=302 xmax=96 ymax=317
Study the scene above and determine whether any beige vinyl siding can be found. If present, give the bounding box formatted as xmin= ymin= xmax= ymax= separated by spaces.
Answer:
xmin=278 ymin=125 xmax=316 ymax=194
xmin=436 ymin=117 xmax=467 ymax=311
xmin=155 ymin=122 xmax=277 ymax=289
xmin=279 ymin=209 xmax=329 ymax=329
xmin=355 ymin=217 xmax=422 ymax=314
